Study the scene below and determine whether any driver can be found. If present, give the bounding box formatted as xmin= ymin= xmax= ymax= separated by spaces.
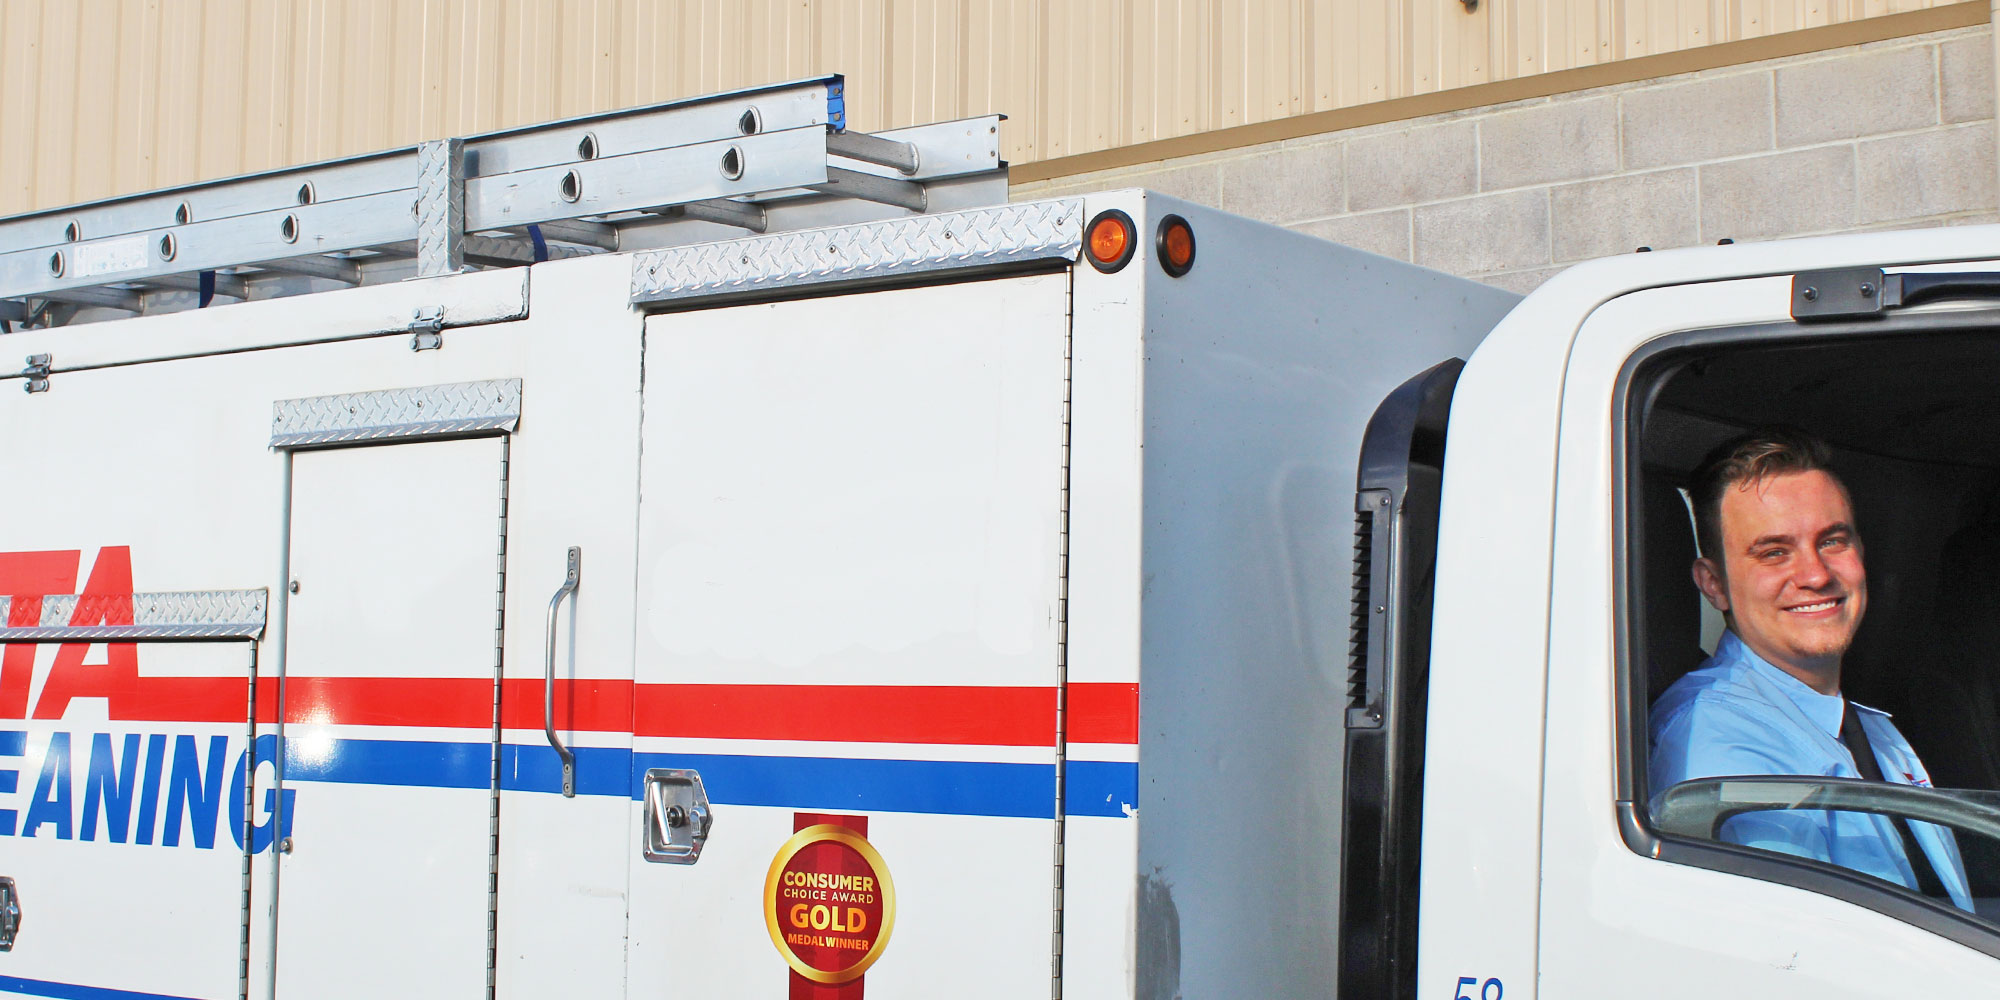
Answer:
xmin=1649 ymin=427 xmax=1973 ymax=909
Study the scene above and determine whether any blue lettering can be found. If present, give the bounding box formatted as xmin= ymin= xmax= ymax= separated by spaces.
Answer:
xmin=228 ymin=734 xmax=294 ymax=853
xmin=80 ymin=733 xmax=141 ymax=843
xmin=0 ymin=730 xmax=22 ymax=836
xmin=161 ymin=734 xmax=226 ymax=849
xmin=133 ymin=732 xmax=167 ymax=845
xmin=24 ymin=732 xmax=73 ymax=839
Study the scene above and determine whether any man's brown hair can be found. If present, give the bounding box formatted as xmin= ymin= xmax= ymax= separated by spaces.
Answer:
xmin=1688 ymin=426 xmax=1842 ymax=562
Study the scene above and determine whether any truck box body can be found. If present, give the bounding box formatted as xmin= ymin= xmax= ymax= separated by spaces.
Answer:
xmin=0 ymin=190 xmax=1513 ymax=999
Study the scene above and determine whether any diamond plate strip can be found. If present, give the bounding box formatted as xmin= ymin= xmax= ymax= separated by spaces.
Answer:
xmin=417 ymin=138 xmax=467 ymax=277
xmin=271 ymin=378 xmax=523 ymax=448
xmin=630 ymin=198 xmax=1083 ymax=305
xmin=0 ymin=589 xmax=267 ymax=640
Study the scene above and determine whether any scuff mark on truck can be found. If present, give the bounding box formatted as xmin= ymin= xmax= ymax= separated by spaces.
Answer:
xmin=1137 ymin=870 xmax=1181 ymax=1000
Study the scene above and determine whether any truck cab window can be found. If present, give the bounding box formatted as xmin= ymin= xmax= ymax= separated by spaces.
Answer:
xmin=1624 ymin=328 xmax=2000 ymax=936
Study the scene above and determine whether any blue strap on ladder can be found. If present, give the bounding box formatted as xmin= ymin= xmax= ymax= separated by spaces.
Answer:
xmin=198 ymin=270 xmax=216 ymax=308
xmin=527 ymin=224 xmax=549 ymax=263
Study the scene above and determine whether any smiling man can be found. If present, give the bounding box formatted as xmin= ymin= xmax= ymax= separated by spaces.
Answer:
xmin=1649 ymin=427 xmax=1973 ymax=909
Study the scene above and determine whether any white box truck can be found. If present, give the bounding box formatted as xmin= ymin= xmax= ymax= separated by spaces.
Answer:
xmin=0 ymin=75 xmax=1997 ymax=1000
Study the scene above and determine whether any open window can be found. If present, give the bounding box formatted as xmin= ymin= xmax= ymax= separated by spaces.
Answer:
xmin=1619 ymin=317 xmax=2000 ymax=950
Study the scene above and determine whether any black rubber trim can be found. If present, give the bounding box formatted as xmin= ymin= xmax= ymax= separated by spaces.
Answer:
xmin=1154 ymin=213 xmax=1195 ymax=277
xmin=1083 ymin=209 xmax=1137 ymax=274
xmin=1610 ymin=304 xmax=2000 ymax=956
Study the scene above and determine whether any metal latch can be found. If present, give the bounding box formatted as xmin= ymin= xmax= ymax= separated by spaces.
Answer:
xmin=0 ymin=876 xmax=20 ymax=951
xmin=409 ymin=306 xmax=445 ymax=351
xmin=20 ymin=354 xmax=49 ymax=394
xmin=642 ymin=768 xmax=713 ymax=864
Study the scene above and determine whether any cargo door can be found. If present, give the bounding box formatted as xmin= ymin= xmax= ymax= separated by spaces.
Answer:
xmin=0 ymin=590 xmax=267 ymax=1000
xmin=272 ymin=399 xmax=515 ymax=999
xmin=0 ymin=360 xmax=280 ymax=1000
xmin=626 ymin=272 xmax=1072 ymax=998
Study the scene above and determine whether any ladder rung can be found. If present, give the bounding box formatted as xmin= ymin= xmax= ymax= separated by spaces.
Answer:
xmin=40 ymin=286 xmax=144 ymax=312
xmin=142 ymin=272 xmax=250 ymax=299
xmin=253 ymin=255 xmax=363 ymax=285
xmin=826 ymin=130 xmax=920 ymax=174
xmin=520 ymin=220 xmax=619 ymax=251
xmin=650 ymin=199 xmax=769 ymax=233
xmin=811 ymin=167 xmax=927 ymax=212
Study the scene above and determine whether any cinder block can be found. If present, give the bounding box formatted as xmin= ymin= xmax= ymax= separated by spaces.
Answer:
xmin=1480 ymin=96 xmax=1618 ymax=190
xmin=1292 ymin=208 xmax=1412 ymax=261
xmin=1550 ymin=169 xmax=1697 ymax=262
xmin=1775 ymin=45 xmax=1936 ymax=146
xmin=1220 ymin=141 xmax=1345 ymax=224
xmin=1347 ymin=121 xmax=1478 ymax=211
xmin=1698 ymin=145 xmax=1856 ymax=242
xmin=1941 ymin=33 xmax=1996 ymax=125
xmin=1478 ymin=266 xmax=1565 ymax=296
xmin=1413 ymin=189 xmax=1550 ymax=276
xmin=1622 ymin=72 xmax=1773 ymax=169
xmin=1857 ymin=123 xmax=1997 ymax=224
xmin=1128 ymin=163 xmax=1223 ymax=208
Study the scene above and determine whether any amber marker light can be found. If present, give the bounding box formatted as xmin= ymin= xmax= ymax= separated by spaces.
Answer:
xmin=1085 ymin=209 xmax=1136 ymax=273
xmin=1156 ymin=214 xmax=1196 ymax=277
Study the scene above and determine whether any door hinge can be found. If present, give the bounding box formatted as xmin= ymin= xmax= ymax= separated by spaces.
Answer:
xmin=409 ymin=306 xmax=445 ymax=351
xmin=20 ymin=354 xmax=50 ymax=393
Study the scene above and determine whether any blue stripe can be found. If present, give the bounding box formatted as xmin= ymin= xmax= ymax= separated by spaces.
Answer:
xmin=282 ymin=737 xmax=1137 ymax=820
xmin=1065 ymin=760 xmax=1140 ymax=818
xmin=499 ymin=743 xmax=629 ymax=798
xmin=0 ymin=975 xmax=203 ymax=1000
xmin=630 ymin=751 xmax=1057 ymax=819
xmin=285 ymin=737 xmax=490 ymax=790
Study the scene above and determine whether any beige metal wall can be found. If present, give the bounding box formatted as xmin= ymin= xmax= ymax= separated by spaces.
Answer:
xmin=0 ymin=0 xmax=1973 ymax=216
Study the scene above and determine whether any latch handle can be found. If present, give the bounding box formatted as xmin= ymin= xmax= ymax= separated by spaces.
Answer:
xmin=0 ymin=876 xmax=20 ymax=951
xmin=642 ymin=768 xmax=713 ymax=864
xmin=544 ymin=547 xmax=581 ymax=797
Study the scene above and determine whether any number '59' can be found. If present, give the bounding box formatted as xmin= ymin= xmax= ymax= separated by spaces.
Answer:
xmin=1454 ymin=977 xmax=1502 ymax=1000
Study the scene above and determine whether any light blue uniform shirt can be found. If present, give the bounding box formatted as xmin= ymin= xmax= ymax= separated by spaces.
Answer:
xmin=1650 ymin=631 xmax=1973 ymax=911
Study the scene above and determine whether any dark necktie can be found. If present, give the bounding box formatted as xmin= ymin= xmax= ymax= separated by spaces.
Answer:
xmin=1839 ymin=701 xmax=1948 ymax=899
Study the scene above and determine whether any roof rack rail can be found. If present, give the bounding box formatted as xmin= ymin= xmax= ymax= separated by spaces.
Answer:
xmin=0 ymin=74 xmax=1006 ymax=328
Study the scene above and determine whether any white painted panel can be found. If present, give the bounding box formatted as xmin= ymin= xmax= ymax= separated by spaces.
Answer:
xmin=274 ymin=437 xmax=506 ymax=1000
xmin=627 ymin=272 xmax=1071 ymax=997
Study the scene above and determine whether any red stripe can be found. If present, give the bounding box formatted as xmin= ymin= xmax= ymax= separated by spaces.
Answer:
xmin=634 ymin=684 xmax=1058 ymax=746
xmin=20 ymin=675 xmax=1141 ymax=746
xmin=1068 ymin=683 xmax=1140 ymax=744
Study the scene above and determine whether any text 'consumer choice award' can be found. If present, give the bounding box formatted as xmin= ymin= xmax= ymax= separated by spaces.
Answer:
xmin=765 ymin=818 xmax=896 ymax=987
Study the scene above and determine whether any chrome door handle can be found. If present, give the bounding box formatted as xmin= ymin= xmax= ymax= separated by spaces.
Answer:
xmin=643 ymin=768 xmax=712 ymax=864
xmin=544 ymin=546 xmax=580 ymax=798
xmin=0 ymin=876 xmax=19 ymax=951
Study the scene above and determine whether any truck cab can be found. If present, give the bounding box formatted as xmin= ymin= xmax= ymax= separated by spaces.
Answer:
xmin=1372 ymin=233 xmax=2000 ymax=999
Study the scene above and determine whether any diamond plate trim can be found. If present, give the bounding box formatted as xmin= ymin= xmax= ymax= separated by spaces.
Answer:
xmin=417 ymin=138 xmax=468 ymax=277
xmin=630 ymin=198 xmax=1083 ymax=305
xmin=0 ymin=589 xmax=267 ymax=640
xmin=271 ymin=378 xmax=522 ymax=448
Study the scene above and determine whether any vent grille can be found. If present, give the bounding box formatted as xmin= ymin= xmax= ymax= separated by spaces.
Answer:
xmin=1348 ymin=508 xmax=1374 ymax=712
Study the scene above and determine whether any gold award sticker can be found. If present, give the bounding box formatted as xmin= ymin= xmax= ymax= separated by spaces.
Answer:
xmin=764 ymin=824 xmax=896 ymax=984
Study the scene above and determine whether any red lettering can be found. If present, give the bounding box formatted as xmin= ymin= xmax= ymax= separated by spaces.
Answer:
xmin=0 ymin=550 xmax=81 ymax=718
xmin=33 ymin=547 xmax=137 ymax=720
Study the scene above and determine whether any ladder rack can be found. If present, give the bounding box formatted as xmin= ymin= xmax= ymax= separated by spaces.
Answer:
xmin=0 ymin=75 xmax=1006 ymax=328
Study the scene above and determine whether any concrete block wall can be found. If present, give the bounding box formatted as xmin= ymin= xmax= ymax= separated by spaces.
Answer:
xmin=1011 ymin=25 xmax=1998 ymax=294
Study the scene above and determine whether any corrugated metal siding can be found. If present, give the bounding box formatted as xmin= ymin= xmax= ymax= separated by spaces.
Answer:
xmin=0 ymin=0 xmax=1970 ymax=215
